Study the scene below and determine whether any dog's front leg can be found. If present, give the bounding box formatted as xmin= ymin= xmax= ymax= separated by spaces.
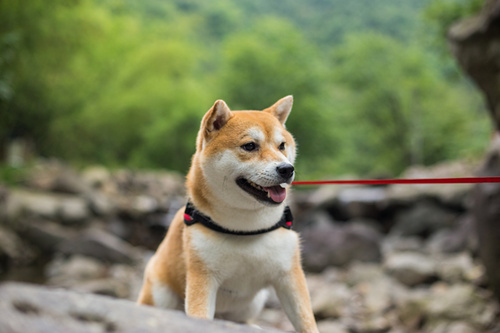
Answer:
xmin=184 ymin=244 xmax=219 ymax=319
xmin=274 ymin=254 xmax=318 ymax=333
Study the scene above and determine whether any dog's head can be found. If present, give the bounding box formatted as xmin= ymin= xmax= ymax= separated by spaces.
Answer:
xmin=192 ymin=96 xmax=296 ymax=209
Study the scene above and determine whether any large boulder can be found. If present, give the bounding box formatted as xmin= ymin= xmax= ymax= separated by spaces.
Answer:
xmin=0 ymin=282 xmax=281 ymax=333
xmin=58 ymin=229 xmax=141 ymax=264
xmin=300 ymin=213 xmax=382 ymax=272
xmin=390 ymin=200 xmax=458 ymax=238
xmin=471 ymin=137 xmax=500 ymax=300
xmin=384 ymin=252 xmax=437 ymax=287
xmin=449 ymin=0 xmax=500 ymax=301
xmin=6 ymin=189 xmax=90 ymax=224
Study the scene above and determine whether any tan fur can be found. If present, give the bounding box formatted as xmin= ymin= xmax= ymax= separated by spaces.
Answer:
xmin=137 ymin=96 xmax=318 ymax=333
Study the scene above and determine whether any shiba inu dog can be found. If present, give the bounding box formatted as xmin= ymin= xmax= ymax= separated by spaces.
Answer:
xmin=137 ymin=96 xmax=318 ymax=333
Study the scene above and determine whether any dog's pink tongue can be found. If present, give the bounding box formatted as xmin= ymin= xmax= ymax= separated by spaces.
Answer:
xmin=265 ymin=186 xmax=287 ymax=203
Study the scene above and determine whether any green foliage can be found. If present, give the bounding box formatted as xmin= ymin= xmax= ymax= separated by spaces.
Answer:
xmin=0 ymin=163 xmax=28 ymax=186
xmin=331 ymin=33 xmax=490 ymax=175
xmin=0 ymin=0 xmax=491 ymax=178
xmin=421 ymin=0 xmax=485 ymax=78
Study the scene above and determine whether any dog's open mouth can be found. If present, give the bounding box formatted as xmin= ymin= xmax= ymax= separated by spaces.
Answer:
xmin=236 ymin=178 xmax=288 ymax=204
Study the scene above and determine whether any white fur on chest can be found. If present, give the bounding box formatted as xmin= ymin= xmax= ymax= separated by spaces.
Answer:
xmin=190 ymin=228 xmax=298 ymax=296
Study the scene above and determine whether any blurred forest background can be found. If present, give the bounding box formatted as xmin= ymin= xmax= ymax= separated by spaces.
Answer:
xmin=0 ymin=0 xmax=491 ymax=179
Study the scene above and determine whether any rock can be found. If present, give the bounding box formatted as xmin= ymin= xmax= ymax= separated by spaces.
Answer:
xmin=337 ymin=186 xmax=388 ymax=220
xmin=391 ymin=200 xmax=458 ymax=238
xmin=425 ymin=283 xmax=497 ymax=329
xmin=85 ymin=192 xmax=116 ymax=217
xmin=6 ymin=189 xmax=61 ymax=220
xmin=310 ymin=282 xmax=352 ymax=319
xmin=308 ymin=185 xmax=388 ymax=222
xmin=395 ymin=289 xmax=428 ymax=330
xmin=353 ymin=277 xmax=394 ymax=316
xmin=24 ymin=160 xmax=90 ymax=194
xmin=0 ymin=282 xmax=280 ymax=333
xmin=425 ymin=214 xmax=478 ymax=254
xmin=257 ymin=309 xmax=294 ymax=332
xmin=46 ymin=255 xmax=107 ymax=285
xmin=45 ymin=256 xmax=143 ymax=300
xmin=6 ymin=189 xmax=91 ymax=224
xmin=17 ymin=219 xmax=77 ymax=253
xmin=382 ymin=236 xmax=423 ymax=255
xmin=472 ymin=136 xmax=500 ymax=301
xmin=72 ymin=278 xmax=131 ymax=299
xmin=449 ymin=0 xmax=500 ymax=127
xmin=59 ymin=196 xmax=89 ymax=224
xmin=435 ymin=253 xmax=479 ymax=284
xmin=81 ymin=166 xmax=111 ymax=189
xmin=384 ymin=252 xmax=437 ymax=287
xmin=105 ymin=169 xmax=184 ymax=212
xmin=345 ymin=262 xmax=386 ymax=286
xmin=425 ymin=321 xmax=479 ymax=333
xmin=0 ymin=226 xmax=36 ymax=269
xmin=345 ymin=315 xmax=391 ymax=333
xmin=58 ymin=229 xmax=140 ymax=264
xmin=449 ymin=0 xmax=500 ymax=302
xmin=301 ymin=215 xmax=382 ymax=272
xmin=317 ymin=320 xmax=349 ymax=333
xmin=385 ymin=160 xmax=477 ymax=208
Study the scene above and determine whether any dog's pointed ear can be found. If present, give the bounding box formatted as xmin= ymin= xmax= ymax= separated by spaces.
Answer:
xmin=197 ymin=99 xmax=233 ymax=149
xmin=204 ymin=99 xmax=233 ymax=132
xmin=263 ymin=95 xmax=293 ymax=125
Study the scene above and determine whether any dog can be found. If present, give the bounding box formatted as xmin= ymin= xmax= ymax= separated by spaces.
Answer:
xmin=137 ymin=96 xmax=318 ymax=333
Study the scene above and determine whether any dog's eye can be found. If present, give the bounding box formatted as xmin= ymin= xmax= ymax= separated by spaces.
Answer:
xmin=278 ymin=142 xmax=286 ymax=151
xmin=241 ymin=142 xmax=258 ymax=152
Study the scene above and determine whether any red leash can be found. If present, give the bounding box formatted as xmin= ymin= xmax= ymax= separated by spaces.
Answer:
xmin=292 ymin=176 xmax=500 ymax=186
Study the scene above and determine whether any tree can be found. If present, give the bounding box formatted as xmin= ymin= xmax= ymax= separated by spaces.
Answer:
xmin=219 ymin=18 xmax=341 ymax=177
xmin=331 ymin=33 xmax=489 ymax=175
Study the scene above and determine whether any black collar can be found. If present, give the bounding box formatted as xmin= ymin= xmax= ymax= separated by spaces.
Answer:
xmin=183 ymin=202 xmax=293 ymax=236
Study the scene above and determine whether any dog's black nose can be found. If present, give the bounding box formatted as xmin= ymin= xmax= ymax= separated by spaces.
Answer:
xmin=276 ymin=163 xmax=295 ymax=180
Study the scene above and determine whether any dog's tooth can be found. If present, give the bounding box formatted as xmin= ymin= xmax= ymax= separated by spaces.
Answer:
xmin=267 ymin=191 xmax=271 ymax=198
xmin=280 ymin=183 xmax=288 ymax=189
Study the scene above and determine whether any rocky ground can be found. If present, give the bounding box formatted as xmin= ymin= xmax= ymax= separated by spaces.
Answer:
xmin=0 ymin=159 xmax=499 ymax=332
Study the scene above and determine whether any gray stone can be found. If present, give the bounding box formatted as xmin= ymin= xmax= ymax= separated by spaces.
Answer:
xmin=425 ymin=283 xmax=497 ymax=329
xmin=449 ymin=0 xmax=500 ymax=302
xmin=0 ymin=282 xmax=280 ymax=333
xmin=5 ymin=189 xmax=90 ymax=223
xmin=435 ymin=253 xmax=479 ymax=284
xmin=25 ymin=160 xmax=90 ymax=194
xmin=17 ymin=219 xmax=77 ymax=253
xmin=384 ymin=252 xmax=437 ymax=287
xmin=425 ymin=215 xmax=478 ymax=254
xmin=425 ymin=321 xmax=479 ymax=333
xmin=6 ymin=189 xmax=61 ymax=220
xmin=317 ymin=320 xmax=349 ymax=333
xmin=385 ymin=160 xmax=477 ymax=208
xmin=391 ymin=200 xmax=458 ymax=238
xmin=301 ymin=216 xmax=382 ymax=272
xmin=45 ymin=255 xmax=107 ymax=285
xmin=58 ymin=229 xmax=139 ymax=264
xmin=472 ymin=137 xmax=500 ymax=301
xmin=382 ymin=236 xmax=423 ymax=255
xmin=85 ymin=192 xmax=116 ymax=217
xmin=59 ymin=196 xmax=89 ymax=224
xmin=310 ymin=282 xmax=352 ymax=319
xmin=449 ymin=0 xmax=500 ymax=128
xmin=337 ymin=186 xmax=388 ymax=220
xmin=395 ymin=289 xmax=428 ymax=330
xmin=81 ymin=166 xmax=111 ymax=189
xmin=0 ymin=226 xmax=36 ymax=267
